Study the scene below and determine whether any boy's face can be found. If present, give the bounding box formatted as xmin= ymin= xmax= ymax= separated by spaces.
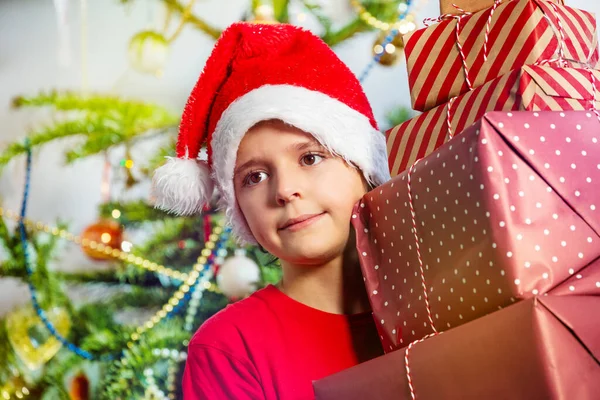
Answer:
xmin=233 ymin=120 xmax=369 ymax=265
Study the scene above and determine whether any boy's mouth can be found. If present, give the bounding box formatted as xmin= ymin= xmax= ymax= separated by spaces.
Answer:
xmin=278 ymin=212 xmax=326 ymax=231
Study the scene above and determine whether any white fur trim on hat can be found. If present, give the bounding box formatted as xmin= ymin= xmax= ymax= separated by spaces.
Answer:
xmin=152 ymin=157 xmax=215 ymax=215
xmin=211 ymin=84 xmax=391 ymax=245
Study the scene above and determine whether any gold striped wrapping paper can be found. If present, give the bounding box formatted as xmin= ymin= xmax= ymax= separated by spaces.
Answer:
xmin=404 ymin=0 xmax=599 ymax=112
xmin=387 ymin=65 xmax=600 ymax=177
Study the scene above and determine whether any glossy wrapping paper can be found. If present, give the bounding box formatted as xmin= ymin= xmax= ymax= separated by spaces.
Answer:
xmin=353 ymin=111 xmax=600 ymax=352
xmin=313 ymin=296 xmax=600 ymax=400
xmin=404 ymin=0 xmax=599 ymax=112
xmin=387 ymin=65 xmax=600 ymax=177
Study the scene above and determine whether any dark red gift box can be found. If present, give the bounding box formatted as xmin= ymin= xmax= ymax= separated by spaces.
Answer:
xmin=352 ymin=111 xmax=600 ymax=352
xmin=313 ymin=295 xmax=600 ymax=399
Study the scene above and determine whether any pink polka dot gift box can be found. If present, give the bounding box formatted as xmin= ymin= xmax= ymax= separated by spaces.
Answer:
xmin=314 ymin=295 xmax=600 ymax=400
xmin=354 ymin=110 xmax=600 ymax=353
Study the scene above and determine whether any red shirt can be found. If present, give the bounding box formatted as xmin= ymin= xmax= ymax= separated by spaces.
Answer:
xmin=182 ymin=284 xmax=383 ymax=399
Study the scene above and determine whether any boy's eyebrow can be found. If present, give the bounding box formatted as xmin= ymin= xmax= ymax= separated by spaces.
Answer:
xmin=233 ymin=139 xmax=324 ymax=177
xmin=287 ymin=139 xmax=323 ymax=153
xmin=234 ymin=158 xmax=261 ymax=177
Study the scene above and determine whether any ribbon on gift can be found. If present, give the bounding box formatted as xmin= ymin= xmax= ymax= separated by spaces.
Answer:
xmin=403 ymin=159 xmax=441 ymax=400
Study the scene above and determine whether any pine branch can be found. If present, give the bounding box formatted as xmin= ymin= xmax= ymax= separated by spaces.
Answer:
xmin=98 ymin=200 xmax=174 ymax=227
xmin=322 ymin=16 xmax=371 ymax=47
xmin=139 ymin=140 xmax=177 ymax=177
xmin=0 ymin=319 xmax=18 ymax=385
xmin=273 ymin=0 xmax=290 ymax=22
xmin=2 ymin=91 xmax=179 ymax=168
xmin=0 ymin=119 xmax=97 ymax=169
xmin=385 ymin=105 xmax=413 ymax=131
xmin=302 ymin=1 xmax=333 ymax=33
xmin=109 ymin=286 xmax=176 ymax=309
xmin=161 ymin=0 xmax=222 ymax=39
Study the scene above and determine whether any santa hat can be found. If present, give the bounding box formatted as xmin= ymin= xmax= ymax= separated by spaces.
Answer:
xmin=152 ymin=22 xmax=390 ymax=244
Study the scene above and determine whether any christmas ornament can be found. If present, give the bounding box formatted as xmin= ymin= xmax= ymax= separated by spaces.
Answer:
xmin=372 ymin=30 xmax=403 ymax=66
xmin=371 ymin=16 xmax=416 ymax=67
xmin=128 ymin=31 xmax=169 ymax=76
xmin=69 ymin=372 xmax=90 ymax=400
xmin=216 ymin=249 xmax=260 ymax=299
xmin=6 ymin=305 xmax=71 ymax=370
xmin=80 ymin=219 xmax=123 ymax=261
xmin=0 ymin=207 xmax=186 ymax=281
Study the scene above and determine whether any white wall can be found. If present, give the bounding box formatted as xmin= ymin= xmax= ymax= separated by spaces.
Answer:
xmin=0 ymin=0 xmax=598 ymax=315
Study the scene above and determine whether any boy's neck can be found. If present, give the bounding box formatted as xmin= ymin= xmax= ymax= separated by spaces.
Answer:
xmin=277 ymin=231 xmax=371 ymax=315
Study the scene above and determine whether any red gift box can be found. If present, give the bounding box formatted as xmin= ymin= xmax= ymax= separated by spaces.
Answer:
xmin=313 ymin=296 xmax=600 ymax=400
xmin=354 ymin=111 xmax=600 ymax=352
xmin=387 ymin=65 xmax=600 ymax=177
xmin=404 ymin=0 xmax=599 ymax=112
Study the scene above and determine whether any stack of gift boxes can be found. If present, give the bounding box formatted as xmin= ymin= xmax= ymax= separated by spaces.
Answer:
xmin=314 ymin=0 xmax=600 ymax=398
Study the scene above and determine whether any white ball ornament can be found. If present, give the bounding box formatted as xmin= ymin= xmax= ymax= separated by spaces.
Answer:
xmin=217 ymin=249 xmax=260 ymax=299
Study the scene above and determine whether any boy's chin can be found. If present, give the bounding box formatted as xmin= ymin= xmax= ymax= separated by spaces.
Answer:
xmin=278 ymin=238 xmax=346 ymax=266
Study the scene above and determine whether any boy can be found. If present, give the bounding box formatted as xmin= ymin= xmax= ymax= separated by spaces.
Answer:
xmin=153 ymin=22 xmax=391 ymax=399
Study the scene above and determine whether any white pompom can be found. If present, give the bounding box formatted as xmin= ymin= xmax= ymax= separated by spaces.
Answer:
xmin=217 ymin=249 xmax=260 ymax=299
xmin=151 ymin=157 xmax=214 ymax=215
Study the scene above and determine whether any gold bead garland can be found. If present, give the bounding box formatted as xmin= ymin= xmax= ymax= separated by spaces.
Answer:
xmin=0 ymin=386 xmax=30 ymax=400
xmin=127 ymin=222 xmax=225 ymax=346
xmin=2 ymin=205 xmax=226 ymax=393
xmin=0 ymin=207 xmax=189 ymax=282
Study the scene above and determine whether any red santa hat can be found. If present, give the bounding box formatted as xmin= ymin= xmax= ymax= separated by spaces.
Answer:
xmin=152 ymin=22 xmax=390 ymax=244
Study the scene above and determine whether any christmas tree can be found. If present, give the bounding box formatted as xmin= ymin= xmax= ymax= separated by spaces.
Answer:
xmin=0 ymin=1 xmax=413 ymax=398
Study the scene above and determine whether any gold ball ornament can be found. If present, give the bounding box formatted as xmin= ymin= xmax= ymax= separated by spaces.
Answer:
xmin=372 ymin=17 xmax=417 ymax=67
xmin=128 ymin=31 xmax=170 ymax=76
xmin=6 ymin=305 xmax=71 ymax=371
xmin=372 ymin=30 xmax=404 ymax=67
xmin=80 ymin=219 xmax=123 ymax=261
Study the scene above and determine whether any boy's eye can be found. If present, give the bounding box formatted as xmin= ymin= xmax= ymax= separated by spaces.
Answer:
xmin=301 ymin=153 xmax=324 ymax=166
xmin=245 ymin=171 xmax=268 ymax=186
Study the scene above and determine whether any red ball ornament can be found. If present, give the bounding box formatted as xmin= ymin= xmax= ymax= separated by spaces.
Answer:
xmin=178 ymin=240 xmax=186 ymax=249
xmin=80 ymin=219 xmax=123 ymax=261
xmin=69 ymin=372 xmax=90 ymax=400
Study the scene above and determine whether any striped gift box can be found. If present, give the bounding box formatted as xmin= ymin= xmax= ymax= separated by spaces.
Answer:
xmin=440 ymin=0 xmax=498 ymax=15
xmin=387 ymin=65 xmax=600 ymax=177
xmin=404 ymin=0 xmax=599 ymax=112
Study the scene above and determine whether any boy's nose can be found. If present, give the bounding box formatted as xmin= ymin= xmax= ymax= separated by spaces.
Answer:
xmin=274 ymin=173 xmax=302 ymax=206
xmin=275 ymin=186 xmax=301 ymax=206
